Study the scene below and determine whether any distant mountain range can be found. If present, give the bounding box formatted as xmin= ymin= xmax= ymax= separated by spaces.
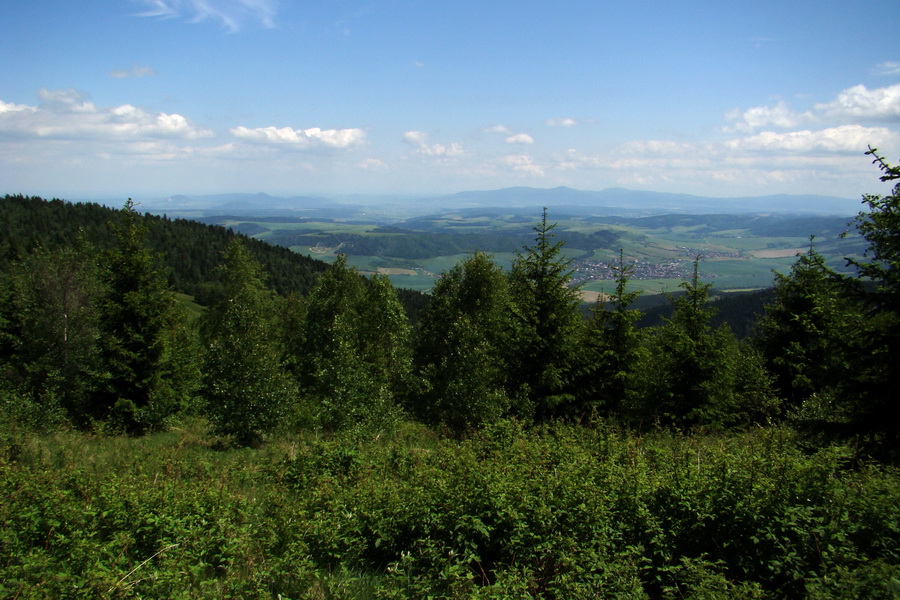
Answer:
xmin=141 ymin=187 xmax=862 ymax=219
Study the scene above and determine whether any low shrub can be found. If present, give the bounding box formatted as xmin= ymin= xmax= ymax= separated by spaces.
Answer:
xmin=1 ymin=420 xmax=898 ymax=598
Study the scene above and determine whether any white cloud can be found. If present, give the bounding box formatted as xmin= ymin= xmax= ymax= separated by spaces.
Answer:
xmin=38 ymin=88 xmax=96 ymax=112
xmin=724 ymin=83 xmax=900 ymax=142
xmin=134 ymin=0 xmax=277 ymax=32
xmin=546 ymin=118 xmax=578 ymax=128
xmin=727 ymin=125 xmax=897 ymax=153
xmin=0 ymin=100 xmax=36 ymax=115
xmin=724 ymin=101 xmax=813 ymax=133
xmin=618 ymin=139 xmax=697 ymax=155
xmin=556 ymin=149 xmax=605 ymax=171
xmin=501 ymin=154 xmax=544 ymax=177
xmin=550 ymin=116 xmax=899 ymax=198
xmin=230 ymin=125 xmax=366 ymax=149
xmin=402 ymin=130 xmax=463 ymax=156
xmin=359 ymin=157 xmax=388 ymax=170
xmin=505 ymin=133 xmax=534 ymax=145
xmin=875 ymin=61 xmax=900 ymax=76
xmin=110 ymin=65 xmax=157 ymax=79
xmin=485 ymin=126 xmax=534 ymax=144
xmin=815 ymin=84 xmax=900 ymax=121
xmin=0 ymin=89 xmax=211 ymax=140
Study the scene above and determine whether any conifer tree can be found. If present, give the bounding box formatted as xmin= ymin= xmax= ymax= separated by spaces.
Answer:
xmin=852 ymin=148 xmax=900 ymax=306
xmin=840 ymin=148 xmax=900 ymax=449
xmin=644 ymin=258 xmax=722 ymax=426
xmin=95 ymin=199 xmax=196 ymax=433
xmin=200 ymin=239 xmax=297 ymax=445
xmin=754 ymin=241 xmax=857 ymax=411
xmin=507 ymin=209 xmax=585 ymax=421
xmin=641 ymin=258 xmax=771 ymax=428
xmin=578 ymin=250 xmax=646 ymax=420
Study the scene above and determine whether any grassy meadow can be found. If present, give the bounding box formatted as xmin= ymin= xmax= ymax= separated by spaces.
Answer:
xmin=2 ymin=415 xmax=898 ymax=599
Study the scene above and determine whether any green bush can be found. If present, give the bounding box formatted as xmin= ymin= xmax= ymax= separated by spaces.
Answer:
xmin=2 ymin=422 xmax=898 ymax=598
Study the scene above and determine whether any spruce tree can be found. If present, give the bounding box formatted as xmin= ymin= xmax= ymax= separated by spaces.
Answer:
xmin=754 ymin=241 xmax=857 ymax=412
xmin=507 ymin=209 xmax=585 ymax=421
xmin=645 ymin=258 xmax=721 ymax=426
xmin=578 ymin=250 xmax=646 ymax=420
xmin=95 ymin=200 xmax=196 ymax=433
xmin=840 ymin=148 xmax=900 ymax=450
xmin=641 ymin=258 xmax=771 ymax=428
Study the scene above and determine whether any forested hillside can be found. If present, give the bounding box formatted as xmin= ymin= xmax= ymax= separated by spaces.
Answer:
xmin=2 ymin=174 xmax=898 ymax=447
xmin=2 ymin=149 xmax=899 ymax=597
xmin=0 ymin=194 xmax=329 ymax=300
xmin=634 ymin=287 xmax=776 ymax=338
xmin=235 ymin=226 xmax=619 ymax=261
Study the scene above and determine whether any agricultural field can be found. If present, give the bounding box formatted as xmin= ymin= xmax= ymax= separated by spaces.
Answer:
xmin=202 ymin=210 xmax=865 ymax=293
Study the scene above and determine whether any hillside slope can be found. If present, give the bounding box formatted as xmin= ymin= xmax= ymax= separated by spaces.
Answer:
xmin=1 ymin=195 xmax=333 ymax=300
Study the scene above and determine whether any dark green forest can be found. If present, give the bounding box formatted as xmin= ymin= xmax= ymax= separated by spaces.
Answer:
xmin=1 ymin=149 xmax=899 ymax=598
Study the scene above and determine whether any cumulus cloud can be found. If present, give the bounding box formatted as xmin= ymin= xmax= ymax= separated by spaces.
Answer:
xmin=230 ymin=125 xmax=366 ymax=149
xmin=0 ymin=88 xmax=211 ymax=140
xmin=724 ymin=101 xmax=813 ymax=133
xmin=815 ymin=84 xmax=900 ymax=121
xmin=401 ymin=130 xmax=428 ymax=146
xmin=726 ymin=124 xmax=896 ymax=153
xmin=551 ymin=104 xmax=898 ymax=197
xmin=505 ymin=133 xmax=534 ymax=145
xmin=38 ymin=88 xmax=95 ymax=111
xmin=728 ymin=84 xmax=900 ymax=134
xmin=546 ymin=117 xmax=578 ymax=127
xmin=110 ymin=65 xmax=157 ymax=78
xmin=402 ymin=130 xmax=463 ymax=156
xmin=134 ymin=0 xmax=277 ymax=32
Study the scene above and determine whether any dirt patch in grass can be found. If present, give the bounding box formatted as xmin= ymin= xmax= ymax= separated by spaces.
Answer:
xmin=579 ymin=290 xmax=611 ymax=303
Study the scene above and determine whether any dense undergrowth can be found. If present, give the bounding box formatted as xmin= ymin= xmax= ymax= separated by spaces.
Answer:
xmin=2 ymin=419 xmax=898 ymax=599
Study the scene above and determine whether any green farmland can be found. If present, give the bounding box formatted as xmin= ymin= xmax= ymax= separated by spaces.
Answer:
xmin=209 ymin=210 xmax=864 ymax=293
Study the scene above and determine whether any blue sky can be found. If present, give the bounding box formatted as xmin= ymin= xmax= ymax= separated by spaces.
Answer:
xmin=2 ymin=0 xmax=899 ymax=201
